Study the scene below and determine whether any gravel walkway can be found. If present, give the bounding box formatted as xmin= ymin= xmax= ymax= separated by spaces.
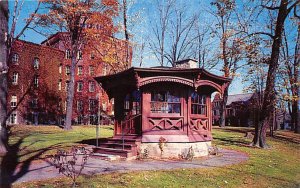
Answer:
xmin=10 ymin=148 xmax=248 ymax=185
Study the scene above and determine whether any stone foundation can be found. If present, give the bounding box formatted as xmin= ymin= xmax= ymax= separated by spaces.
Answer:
xmin=140 ymin=141 xmax=211 ymax=158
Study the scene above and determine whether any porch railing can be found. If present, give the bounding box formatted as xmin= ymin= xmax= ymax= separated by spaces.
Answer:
xmin=121 ymin=114 xmax=141 ymax=150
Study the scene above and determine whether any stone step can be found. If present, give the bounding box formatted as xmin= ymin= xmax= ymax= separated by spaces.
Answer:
xmin=91 ymin=153 xmax=121 ymax=161
xmin=93 ymin=147 xmax=133 ymax=158
xmin=99 ymin=142 xmax=137 ymax=150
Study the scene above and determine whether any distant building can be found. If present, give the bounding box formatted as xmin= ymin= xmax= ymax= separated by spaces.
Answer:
xmin=7 ymin=33 xmax=131 ymax=125
xmin=212 ymin=93 xmax=257 ymax=126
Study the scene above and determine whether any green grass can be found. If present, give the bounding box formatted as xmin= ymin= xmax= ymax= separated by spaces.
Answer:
xmin=8 ymin=125 xmax=113 ymax=162
xmin=7 ymin=126 xmax=300 ymax=188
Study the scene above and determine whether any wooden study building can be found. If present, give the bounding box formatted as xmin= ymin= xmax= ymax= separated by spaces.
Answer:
xmin=94 ymin=59 xmax=231 ymax=158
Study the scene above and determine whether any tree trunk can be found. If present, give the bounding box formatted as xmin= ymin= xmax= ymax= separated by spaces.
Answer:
xmin=64 ymin=44 xmax=77 ymax=130
xmin=122 ymin=0 xmax=130 ymax=69
xmin=219 ymin=88 xmax=228 ymax=127
xmin=0 ymin=0 xmax=8 ymax=154
xmin=252 ymin=0 xmax=288 ymax=147
xmin=294 ymin=24 xmax=300 ymax=133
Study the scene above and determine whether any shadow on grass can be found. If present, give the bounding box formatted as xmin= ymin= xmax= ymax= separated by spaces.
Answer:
xmin=0 ymin=134 xmax=62 ymax=188
xmin=78 ymin=138 xmax=109 ymax=146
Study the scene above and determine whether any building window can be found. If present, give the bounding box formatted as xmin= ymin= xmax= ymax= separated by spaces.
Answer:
xmin=77 ymin=66 xmax=83 ymax=75
xmin=31 ymin=98 xmax=38 ymax=108
xmin=11 ymin=95 xmax=17 ymax=107
xmin=89 ymin=99 xmax=96 ymax=111
xmin=9 ymin=112 xmax=17 ymax=124
xmin=12 ymin=53 xmax=19 ymax=63
xmin=77 ymin=115 xmax=83 ymax=124
xmin=89 ymin=65 xmax=95 ymax=76
xmin=65 ymin=65 xmax=70 ymax=75
xmin=59 ymin=64 xmax=62 ymax=74
xmin=77 ymin=81 xmax=83 ymax=92
xmin=33 ymin=58 xmax=39 ymax=70
xmin=64 ymin=101 xmax=67 ymax=111
xmin=12 ymin=72 xmax=18 ymax=85
xmin=34 ymin=76 xmax=39 ymax=88
xmin=89 ymin=81 xmax=95 ymax=92
xmin=89 ymin=115 xmax=97 ymax=125
xmin=191 ymin=92 xmax=206 ymax=115
xmin=58 ymin=79 xmax=62 ymax=91
xmin=150 ymin=91 xmax=181 ymax=113
xmin=77 ymin=50 xmax=82 ymax=60
xmin=65 ymin=81 xmax=70 ymax=91
xmin=77 ymin=100 xmax=83 ymax=112
xmin=65 ymin=49 xmax=71 ymax=59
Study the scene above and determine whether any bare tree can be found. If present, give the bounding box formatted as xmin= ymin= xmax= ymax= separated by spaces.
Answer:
xmin=165 ymin=5 xmax=197 ymax=66
xmin=149 ymin=0 xmax=174 ymax=66
xmin=251 ymin=0 xmax=300 ymax=147
xmin=210 ymin=0 xmax=244 ymax=127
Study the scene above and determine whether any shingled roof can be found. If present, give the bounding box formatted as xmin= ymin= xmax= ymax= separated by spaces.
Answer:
xmin=226 ymin=93 xmax=254 ymax=105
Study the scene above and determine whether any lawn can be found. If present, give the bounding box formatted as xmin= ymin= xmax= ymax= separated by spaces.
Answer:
xmin=4 ymin=125 xmax=300 ymax=188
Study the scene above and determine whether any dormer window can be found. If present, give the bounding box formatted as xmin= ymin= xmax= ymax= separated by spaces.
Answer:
xmin=12 ymin=53 xmax=19 ymax=63
xmin=33 ymin=58 xmax=39 ymax=70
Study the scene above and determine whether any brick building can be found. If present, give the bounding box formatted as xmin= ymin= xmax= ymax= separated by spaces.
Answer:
xmin=7 ymin=33 xmax=130 ymax=125
xmin=7 ymin=40 xmax=64 ymax=125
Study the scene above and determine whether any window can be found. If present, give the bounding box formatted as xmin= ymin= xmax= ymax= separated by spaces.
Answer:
xmin=77 ymin=100 xmax=83 ymax=112
xmin=58 ymin=79 xmax=62 ymax=91
xmin=11 ymin=95 xmax=17 ymax=107
xmin=65 ymin=81 xmax=70 ymax=91
xmin=89 ymin=81 xmax=95 ymax=92
xmin=89 ymin=66 xmax=95 ymax=76
xmin=77 ymin=115 xmax=83 ymax=124
xmin=65 ymin=66 xmax=70 ymax=75
xmin=34 ymin=76 xmax=39 ymax=88
xmin=9 ymin=112 xmax=17 ymax=124
xmin=77 ymin=81 xmax=83 ymax=92
xmin=12 ymin=72 xmax=18 ymax=85
xmin=191 ymin=92 xmax=206 ymax=115
xmin=33 ymin=58 xmax=39 ymax=70
xmin=12 ymin=53 xmax=19 ymax=63
xmin=89 ymin=99 xmax=96 ymax=111
xmin=64 ymin=101 xmax=67 ymax=111
xmin=77 ymin=66 xmax=83 ymax=75
xmin=65 ymin=49 xmax=71 ymax=59
xmin=31 ymin=98 xmax=38 ymax=108
xmin=77 ymin=50 xmax=82 ymax=60
xmin=89 ymin=115 xmax=97 ymax=125
xmin=151 ymin=91 xmax=181 ymax=113
xmin=132 ymin=90 xmax=141 ymax=115
xmin=59 ymin=64 xmax=62 ymax=74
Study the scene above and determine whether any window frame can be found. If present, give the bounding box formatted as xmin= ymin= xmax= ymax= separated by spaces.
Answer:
xmin=33 ymin=57 xmax=39 ymax=70
xmin=191 ymin=92 xmax=207 ymax=115
xmin=150 ymin=90 xmax=181 ymax=114
xmin=77 ymin=81 xmax=83 ymax=92
xmin=12 ymin=72 xmax=18 ymax=85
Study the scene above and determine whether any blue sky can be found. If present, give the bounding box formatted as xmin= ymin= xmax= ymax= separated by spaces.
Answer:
xmin=9 ymin=0 xmax=297 ymax=95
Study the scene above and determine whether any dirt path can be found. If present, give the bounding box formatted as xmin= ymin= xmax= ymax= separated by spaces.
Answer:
xmin=8 ymin=148 xmax=248 ymax=185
